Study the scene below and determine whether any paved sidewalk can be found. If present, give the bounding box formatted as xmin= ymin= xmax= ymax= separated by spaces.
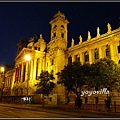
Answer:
xmin=0 ymin=102 xmax=120 ymax=116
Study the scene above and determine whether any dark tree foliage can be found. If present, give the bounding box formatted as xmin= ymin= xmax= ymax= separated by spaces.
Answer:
xmin=57 ymin=62 xmax=91 ymax=98
xmin=35 ymin=70 xmax=55 ymax=106
xmin=90 ymin=58 xmax=120 ymax=91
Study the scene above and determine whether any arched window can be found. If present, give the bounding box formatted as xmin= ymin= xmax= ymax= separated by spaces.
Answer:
xmin=61 ymin=25 xmax=64 ymax=28
xmin=61 ymin=33 xmax=64 ymax=38
xmin=118 ymin=60 xmax=120 ymax=64
xmin=53 ymin=32 xmax=56 ymax=38
xmin=68 ymin=56 xmax=72 ymax=65
xmin=85 ymin=97 xmax=88 ymax=104
xmin=106 ymin=44 xmax=110 ymax=58
xmin=117 ymin=41 xmax=120 ymax=53
xmin=51 ymin=70 xmax=54 ymax=75
xmin=94 ymin=48 xmax=99 ymax=60
xmin=51 ymin=59 xmax=54 ymax=65
xmin=84 ymin=51 xmax=89 ymax=62
xmin=53 ymin=25 xmax=57 ymax=29
xmin=74 ymin=54 xmax=80 ymax=62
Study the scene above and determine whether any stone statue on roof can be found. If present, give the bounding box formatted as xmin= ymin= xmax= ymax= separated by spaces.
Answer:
xmin=40 ymin=34 xmax=43 ymax=39
xmin=107 ymin=23 xmax=111 ymax=33
xmin=79 ymin=35 xmax=82 ymax=44
xmin=97 ymin=27 xmax=100 ymax=37
xmin=87 ymin=31 xmax=91 ymax=40
xmin=71 ymin=38 xmax=74 ymax=47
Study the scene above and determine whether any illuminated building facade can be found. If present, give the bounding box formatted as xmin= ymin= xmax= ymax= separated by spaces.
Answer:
xmin=3 ymin=11 xmax=120 ymax=105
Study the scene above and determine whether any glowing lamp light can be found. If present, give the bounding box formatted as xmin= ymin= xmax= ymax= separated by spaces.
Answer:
xmin=1 ymin=67 xmax=4 ymax=72
xmin=25 ymin=54 xmax=31 ymax=61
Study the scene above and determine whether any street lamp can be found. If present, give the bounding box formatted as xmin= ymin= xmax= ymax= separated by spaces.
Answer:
xmin=0 ymin=67 xmax=4 ymax=101
xmin=24 ymin=54 xmax=31 ymax=104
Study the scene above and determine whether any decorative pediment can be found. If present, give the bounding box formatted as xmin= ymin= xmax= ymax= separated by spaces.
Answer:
xmin=15 ymin=48 xmax=33 ymax=62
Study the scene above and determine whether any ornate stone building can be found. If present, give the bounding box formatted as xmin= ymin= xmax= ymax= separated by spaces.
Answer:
xmin=3 ymin=11 xmax=120 ymax=105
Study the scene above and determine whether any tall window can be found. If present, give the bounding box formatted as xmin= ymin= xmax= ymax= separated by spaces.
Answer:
xmin=51 ymin=70 xmax=54 ymax=75
xmin=38 ymin=47 xmax=40 ymax=51
xmin=36 ymin=58 xmax=39 ymax=80
xmin=53 ymin=25 xmax=57 ymax=29
xmin=94 ymin=48 xmax=99 ymax=60
xmin=106 ymin=45 xmax=110 ymax=58
xmin=95 ymin=97 xmax=99 ymax=104
xmin=61 ymin=25 xmax=64 ymax=28
xmin=53 ymin=32 xmax=56 ymax=38
xmin=68 ymin=57 xmax=72 ymax=65
xmin=118 ymin=45 xmax=120 ymax=53
xmin=85 ymin=97 xmax=88 ymax=104
xmin=51 ymin=59 xmax=54 ymax=65
xmin=61 ymin=33 xmax=64 ymax=38
xmin=23 ymin=64 xmax=26 ymax=82
xmin=19 ymin=65 xmax=22 ymax=82
xmin=84 ymin=51 xmax=89 ymax=62
xmin=118 ymin=60 xmax=120 ymax=64
xmin=74 ymin=55 xmax=80 ymax=62
xmin=34 ymin=47 xmax=37 ymax=50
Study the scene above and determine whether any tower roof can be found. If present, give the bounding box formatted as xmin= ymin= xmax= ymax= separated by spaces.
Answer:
xmin=49 ymin=11 xmax=69 ymax=24
xmin=53 ymin=11 xmax=65 ymax=19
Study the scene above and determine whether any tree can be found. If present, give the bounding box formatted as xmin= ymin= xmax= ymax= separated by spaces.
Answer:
xmin=90 ymin=58 xmax=120 ymax=110
xmin=90 ymin=58 xmax=120 ymax=91
xmin=35 ymin=70 xmax=55 ymax=106
xmin=57 ymin=62 xmax=90 ymax=107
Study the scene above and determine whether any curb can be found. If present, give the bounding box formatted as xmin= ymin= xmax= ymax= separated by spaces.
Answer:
xmin=0 ymin=103 xmax=120 ymax=116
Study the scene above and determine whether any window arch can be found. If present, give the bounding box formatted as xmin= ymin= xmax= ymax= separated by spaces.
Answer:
xmin=68 ymin=56 xmax=72 ymax=65
xmin=61 ymin=33 xmax=64 ymax=38
xmin=51 ymin=70 xmax=54 ymax=75
xmin=84 ymin=51 xmax=89 ymax=62
xmin=53 ymin=25 xmax=57 ymax=29
xmin=61 ymin=25 xmax=64 ymax=28
xmin=118 ymin=60 xmax=120 ymax=64
xmin=53 ymin=32 xmax=56 ymax=38
xmin=74 ymin=54 xmax=80 ymax=62
xmin=51 ymin=59 xmax=54 ymax=65
xmin=94 ymin=48 xmax=99 ymax=60
xmin=106 ymin=44 xmax=110 ymax=58
xmin=117 ymin=41 xmax=120 ymax=53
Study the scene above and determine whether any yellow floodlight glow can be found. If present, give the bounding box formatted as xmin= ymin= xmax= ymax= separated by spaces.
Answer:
xmin=24 ymin=54 xmax=31 ymax=61
xmin=1 ymin=67 xmax=4 ymax=72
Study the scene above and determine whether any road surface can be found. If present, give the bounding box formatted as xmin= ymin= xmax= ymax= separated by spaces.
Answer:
xmin=0 ymin=104 xmax=120 ymax=118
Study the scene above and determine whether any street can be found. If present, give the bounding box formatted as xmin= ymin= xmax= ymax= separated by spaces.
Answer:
xmin=0 ymin=105 xmax=82 ymax=118
xmin=0 ymin=103 xmax=120 ymax=118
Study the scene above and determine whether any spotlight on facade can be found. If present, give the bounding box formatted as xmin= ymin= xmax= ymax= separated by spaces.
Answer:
xmin=24 ymin=54 xmax=31 ymax=61
xmin=1 ymin=67 xmax=4 ymax=73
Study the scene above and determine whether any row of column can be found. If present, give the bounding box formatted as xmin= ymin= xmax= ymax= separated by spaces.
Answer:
xmin=72 ymin=44 xmax=115 ymax=64
xmin=15 ymin=58 xmax=44 ymax=84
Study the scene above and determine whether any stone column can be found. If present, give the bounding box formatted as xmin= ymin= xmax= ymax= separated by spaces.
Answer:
xmin=89 ymin=50 xmax=92 ymax=64
xmin=25 ymin=62 xmax=28 ymax=81
xmin=30 ymin=60 xmax=33 ymax=80
xmin=72 ymin=55 xmax=75 ymax=62
xmin=80 ymin=52 xmax=84 ymax=64
xmin=37 ymin=58 xmax=40 ymax=76
xmin=99 ymin=47 xmax=102 ymax=59
xmin=42 ymin=57 xmax=45 ymax=71
xmin=20 ymin=63 xmax=24 ymax=83
xmin=40 ymin=58 xmax=42 ymax=73
xmin=33 ymin=59 xmax=37 ymax=80
xmin=110 ymin=44 xmax=115 ymax=61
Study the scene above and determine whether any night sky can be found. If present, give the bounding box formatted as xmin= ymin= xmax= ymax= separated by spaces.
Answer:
xmin=0 ymin=2 xmax=120 ymax=66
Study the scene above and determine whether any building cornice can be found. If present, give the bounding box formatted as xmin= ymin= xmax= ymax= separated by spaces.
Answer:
xmin=68 ymin=27 xmax=120 ymax=52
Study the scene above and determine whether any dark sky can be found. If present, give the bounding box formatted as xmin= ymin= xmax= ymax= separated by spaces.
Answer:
xmin=0 ymin=2 xmax=120 ymax=65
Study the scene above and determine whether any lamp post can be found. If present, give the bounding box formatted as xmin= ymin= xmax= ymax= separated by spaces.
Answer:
xmin=0 ymin=67 xmax=4 ymax=101
xmin=24 ymin=54 xmax=31 ymax=104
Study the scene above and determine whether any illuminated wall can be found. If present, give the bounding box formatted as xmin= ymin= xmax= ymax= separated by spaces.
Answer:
xmin=4 ymin=11 xmax=120 ymax=105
